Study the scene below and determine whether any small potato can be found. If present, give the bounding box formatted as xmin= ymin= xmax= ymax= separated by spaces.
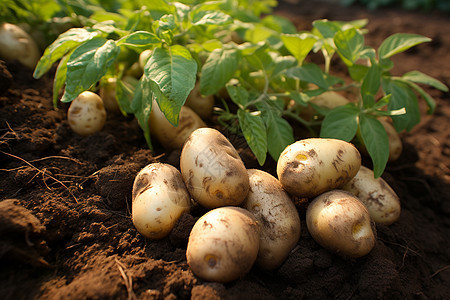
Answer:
xmin=306 ymin=190 xmax=376 ymax=258
xmin=132 ymin=163 xmax=191 ymax=239
xmin=299 ymin=91 xmax=350 ymax=121
xmin=381 ymin=119 xmax=402 ymax=162
xmin=180 ymin=128 xmax=250 ymax=209
xmin=149 ymin=102 xmax=206 ymax=149
xmin=0 ymin=23 xmax=40 ymax=70
xmin=186 ymin=206 xmax=260 ymax=283
xmin=277 ymin=138 xmax=361 ymax=198
xmin=67 ymin=91 xmax=107 ymax=136
xmin=99 ymin=77 xmax=120 ymax=112
xmin=242 ymin=169 xmax=301 ymax=271
xmin=342 ymin=166 xmax=401 ymax=225
xmin=184 ymin=81 xmax=215 ymax=119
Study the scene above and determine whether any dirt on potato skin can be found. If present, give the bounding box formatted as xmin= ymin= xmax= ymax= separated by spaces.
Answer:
xmin=0 ymin=1 xmax=449 ymax=299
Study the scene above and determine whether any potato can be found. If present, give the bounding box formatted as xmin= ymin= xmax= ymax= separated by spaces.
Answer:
xmin=242 ymin=169 xmax=301 ymax=270
xmin=299 ymin=91 xmax=350 ymax=120
xmin=139 ymin=49 xmax=152 ymax=70
xmin=277 ymin=138 xmax=361 ymax=198
xmin=99 ymin=77 xmax=120 ymax=112
xmin=381 ymin=119 xmax=402 ymax=162
xmin=0 ymin=23 xmax=40 ymax=70
xmin=149 ymin=101 xmax=206 ymax=149
xmin=180 ymin=128 xmax=250 ymax=209
xmin=342 ymin=166 xmax=401 ymax=225
xmin=132 ymin=163 xmax=191 ymax=239
xmin=67 ymin=91 xmax=107 ymax=136
xmin=306 ymin=190 xmax=376 ymax=258
xmin=184 ymin=81 xmax=215 ymax=119
xmin=186 ymin=206 xmax=260 ymax=282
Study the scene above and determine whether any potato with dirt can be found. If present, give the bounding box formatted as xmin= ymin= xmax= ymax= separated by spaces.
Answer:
xmin=184 ymin=81 xmax=215 ymax=119
xmin=242 ymin=169 xmax=301 ymax=271
xmin=306 ymin=189 xmax=376 ymax=258
xmin=277 ymin=138 xmax=361 ymax=198
xmin=67 ymin=91 xmax=107 ymax=136
xmin=149 ymin=101 xmax=206 ymax=149
xmin=0 ymin=23 xmax=40 ymax=70
xmin=342 ymin=165 xmax=401 ymax=225
xmin=132 ymin=163 xmax=192 ymax=239
xmin=186 ymin=206 xmax=260 ymax=283
xmin=180 ymin=128 xmax=250 ymax=209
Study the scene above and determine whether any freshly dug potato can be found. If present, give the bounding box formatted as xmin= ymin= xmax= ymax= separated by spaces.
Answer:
xmin=180 ymin=128 xmax=250 ymax=209
xmin=306 ymin=190 xmax=376 ymax=258
xmin=381 ymin=119 xmax=402 ymax=162
xmin=277 ymin=138 xmax=361 ymax=198
xmin=186 ymin=206 xmax=260 ymax=283
xmin=139 ymin=49 xmax=152 ymax=70
xmin=67 ymin=91 xmax=107 ymax=136
xmin=132 ymin=163 xmax=192 ymax=239
xmin=342 ymin=166 xmax=401 ymax=225
xmin=149 ymin=101 xmax=206 ymax=149
xmin=0 ymin=23 xmax=40 ymax=70
xmin=185 ymin=81 xmax=215 ymax=119
xmin=242 ymin=169 xmax=301 ymax=271
xmin=99 ymin=77 xmax=120 ymax=112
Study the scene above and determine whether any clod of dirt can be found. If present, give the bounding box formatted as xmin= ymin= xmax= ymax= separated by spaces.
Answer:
xmin=0 ymin=199 xmax=50 ymax=267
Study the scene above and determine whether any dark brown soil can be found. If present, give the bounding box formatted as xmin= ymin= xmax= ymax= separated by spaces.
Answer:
xmin=1 ymin=1 xmax=449 ymax=299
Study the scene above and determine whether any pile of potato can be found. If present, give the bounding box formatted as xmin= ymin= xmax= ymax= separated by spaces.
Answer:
xmin=131 ymin=127 xmax=401 ymax=283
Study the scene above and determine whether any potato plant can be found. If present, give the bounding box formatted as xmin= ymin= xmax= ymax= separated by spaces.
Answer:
xmin=27 ymin=0 xmax=448 ymax=178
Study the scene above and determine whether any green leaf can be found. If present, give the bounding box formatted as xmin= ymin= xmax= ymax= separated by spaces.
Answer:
xmin=378 ymin=33 xmax=431 ymax=59
xmin=34 ymin=28 xmax=102 ymax=78
xmin=312 ymin=20 xmax=342 ymax=38
xmin=200 ymin=48 xmax=239 ymax=96
xmin=116 ymin=31 xmax=161 ymax=48
xmin=191 ymin=10 xmax=232 ymax=26
xmin=116 ymin=78 xmax=135 ymax=114
xmin=131 ymin=75 xmax=153 ymax=149
xmin=359 ymin=114 xmax=389 ymax=178
xmin=320 ymin=105 xmax=359 ymax=141
xmin=226 ymin=84 xmax=249 ymax=107
xmin=286 ymin=64 xmax=344 ymax=89
xmin=399 ymin=80 xmax=436 ymax=114
xmin=145 ymin=45 xmax=197 ymax=126
xmin=386 ymin=79 xmax=421 ymax=131
xmin=401 ymin=71 xmax=449 ymax=92
xmin=334 ymin=28 xmax=365 ymax=66
xmin=52 ymin=53 xmax=70 ymax=107
xmin=258 ymin=103 xmax=294 ymax=161
xmin=270 ymin=54 xmax=297 ymax=79
xmin=281 ymin=33 xmax=317 ymax=65
xmin=237 ymin=110 xmax=267 ymax=165
xmin=61 ymin=38 xmax=120 ymax=103
xmin=361 ymin=64 xmax=381 ymax=108
xmin=348 ymin=64 xmax=370 ymax=81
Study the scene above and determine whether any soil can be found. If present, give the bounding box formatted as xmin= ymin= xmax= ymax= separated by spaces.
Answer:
xmin=1 ymin=1 xmax=449 ymax=299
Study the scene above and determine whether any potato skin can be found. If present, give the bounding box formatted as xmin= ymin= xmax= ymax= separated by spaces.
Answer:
xmin=149 ymin=102 xmax=206 ymax=149
xmin=277 ymin=138 xmax=361 ymax=198
xmin=306 ymin=190 xmax=376 ymax=258
xmin=342 ymin=166 xmax=401 ymax=225
xmin=242 ymin=169 xmax=301 ymax=270
xmin=185 ymin=81 xmax=215 ymax=120
xmin=180 ymin=128 xmax=250 ymax=209
xmin=0 ymin=23 xmax=40 ymax=69
xmin=186 ymin=206 xmax=260 ymax=283
xmin=381 ymin=119 xmax=402 ymax=162
xmin=132 ymin=163 xmax=191 ymax=240
xmin=67 ymin=91 xmax=107 ymax=136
